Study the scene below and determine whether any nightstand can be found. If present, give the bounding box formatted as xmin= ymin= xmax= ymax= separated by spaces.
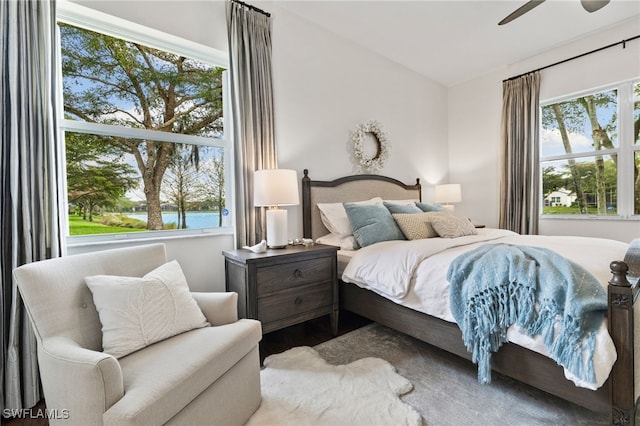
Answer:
xmin=223 ymin=244 xmax=339 ymax=335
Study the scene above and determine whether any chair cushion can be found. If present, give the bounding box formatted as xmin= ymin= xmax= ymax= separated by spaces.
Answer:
xmin=85 ymin=260 xmax=210 ymax=358
xmin=104 ymin=319 xmax=262 ymax=425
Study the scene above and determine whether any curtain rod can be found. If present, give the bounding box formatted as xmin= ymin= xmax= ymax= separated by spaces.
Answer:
xmin=231 ymin=0 xmax=271 ymax=17
xmin=503 ymin=34 xmax=640 ymax=83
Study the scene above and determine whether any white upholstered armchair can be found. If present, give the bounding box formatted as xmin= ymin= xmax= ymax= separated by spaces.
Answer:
xmin=13 ymin=243 xmax=262 ymax=425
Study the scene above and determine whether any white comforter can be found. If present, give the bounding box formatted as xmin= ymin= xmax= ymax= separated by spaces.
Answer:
xmin=342 ymin=228 xmax=630 ymax=390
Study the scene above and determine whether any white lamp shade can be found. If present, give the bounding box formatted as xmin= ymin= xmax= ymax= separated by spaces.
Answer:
xmin=435 ymin=184 xmax=462 ymax=204
xmin=254 ymin=169 xmax=299 ymax=207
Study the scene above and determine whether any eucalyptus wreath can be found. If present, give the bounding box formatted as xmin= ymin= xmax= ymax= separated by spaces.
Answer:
xmin=351 ymin=120 xmax=390 ymax=174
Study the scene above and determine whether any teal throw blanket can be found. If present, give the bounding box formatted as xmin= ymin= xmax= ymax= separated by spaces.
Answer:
xmin=448 ymin=243 xmax=606 ymax=385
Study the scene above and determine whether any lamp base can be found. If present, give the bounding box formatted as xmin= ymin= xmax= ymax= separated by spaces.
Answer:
xmin=266 ymin=209 xmax=288 ymax=248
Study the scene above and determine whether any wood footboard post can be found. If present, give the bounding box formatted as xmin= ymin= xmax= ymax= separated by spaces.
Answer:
xmin=608 ymin=261 xmax=637 ymax=426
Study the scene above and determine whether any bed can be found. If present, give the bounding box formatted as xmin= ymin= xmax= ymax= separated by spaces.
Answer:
xmin=301 ymin=169 xmax=639 ymax=425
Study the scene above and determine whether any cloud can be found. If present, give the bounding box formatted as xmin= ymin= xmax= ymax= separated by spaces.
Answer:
xmin=540 ymin=128 xmax=593 ymax=157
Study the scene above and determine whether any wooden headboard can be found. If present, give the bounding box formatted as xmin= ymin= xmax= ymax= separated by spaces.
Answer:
xmin=302 ymin=169 xmax=422 ymax=240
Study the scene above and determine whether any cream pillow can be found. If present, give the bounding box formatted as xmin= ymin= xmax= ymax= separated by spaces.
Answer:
xmin=317 ymin=197 xmax=382 ymax=238
xmin=430 ymin=215 xmax=478 ymax=238
xmin=85 ymin=260 xmax=210 ymax=358
xmin=392 ymin=211 xmax=449 ymax=240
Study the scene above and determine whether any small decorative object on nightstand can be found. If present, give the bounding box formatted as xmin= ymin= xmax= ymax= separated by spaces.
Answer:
xmin=223 ymin=244 xmax=339 ymax=335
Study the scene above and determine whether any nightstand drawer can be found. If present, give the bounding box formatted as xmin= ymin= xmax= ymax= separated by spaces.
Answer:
xmin=257 ymin=257 xmax=332 ymax=295
xmin=258 ymin=283 xmax=332 ymax=324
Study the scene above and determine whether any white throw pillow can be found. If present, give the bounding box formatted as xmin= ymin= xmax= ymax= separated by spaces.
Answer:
xmin=85 ymin=260 xmax=210 ymax=358
xmin=317 ymin=197 xmax=382 ymax=238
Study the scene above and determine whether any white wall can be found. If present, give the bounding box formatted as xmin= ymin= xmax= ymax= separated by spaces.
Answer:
xmin=269 ymin=5 xmax=449 ymax=237
xmin=448 ymin=18 xmax=640 ymax=242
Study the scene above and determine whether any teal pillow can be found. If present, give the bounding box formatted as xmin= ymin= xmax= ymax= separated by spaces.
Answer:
xmin=383 ymin=201 xmax=422 ymax=214
xmin=344 ymin=203 xmax=406 ymax=248
xmin=416 ymin=202 xmax=445 ymax=212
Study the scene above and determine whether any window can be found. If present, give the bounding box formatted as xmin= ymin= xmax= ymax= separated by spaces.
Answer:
xmin=540 ymin=81 xmax=639 ymax=218
xmin=57 ymin=4 xmax=232 ymax=241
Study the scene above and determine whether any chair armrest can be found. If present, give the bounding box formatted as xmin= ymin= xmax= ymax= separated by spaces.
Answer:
xmin=39 ymin=337 xmax=124 ymax=424
xmin=191 ymin=292 xmax=239 ymax=325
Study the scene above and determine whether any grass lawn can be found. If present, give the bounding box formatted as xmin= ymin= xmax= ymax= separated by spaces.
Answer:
xmin=543 ymin=206 xmax=617 ymax=215
xmin=68 ymin=215 xmax=146 ymax=236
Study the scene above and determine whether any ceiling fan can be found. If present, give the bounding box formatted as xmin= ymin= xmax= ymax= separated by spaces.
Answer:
xmin=498 ymin=0 xmax=610 ymax=25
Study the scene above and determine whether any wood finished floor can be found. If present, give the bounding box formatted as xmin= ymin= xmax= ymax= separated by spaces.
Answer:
xmin=3 ymin=311 xmax=371 ymax=426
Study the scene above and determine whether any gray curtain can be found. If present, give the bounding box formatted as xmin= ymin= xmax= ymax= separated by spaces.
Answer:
xmin=226 ymin=0 xmax=277 ymax=248
xmin=498 ymin=72 xmax=541 ymax=235
xmin=1 ymin=0 xmax=64 ymax=412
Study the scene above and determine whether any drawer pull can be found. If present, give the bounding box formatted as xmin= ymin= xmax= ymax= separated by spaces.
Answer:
xmin=293 ymin=269 xmax=303 ymax=279
xmin=294 ymin=297 xmax=303 ymax=305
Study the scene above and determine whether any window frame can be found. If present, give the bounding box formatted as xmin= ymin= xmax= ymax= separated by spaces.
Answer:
xmin=56 ymin=1 xmax=234 ymax=246
xmin=539 ymin=78 xmax=640 ymax=220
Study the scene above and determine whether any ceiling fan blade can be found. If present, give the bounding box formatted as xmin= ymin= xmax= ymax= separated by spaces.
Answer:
xmin=498 ymin=0 xmax=546 ymax=26
xmin=580 ymin=0 xmax=610 ymax=13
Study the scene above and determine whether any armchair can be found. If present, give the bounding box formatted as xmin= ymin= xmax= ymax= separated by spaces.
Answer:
xmin=13 ymin=243 xmax=262 ymax=425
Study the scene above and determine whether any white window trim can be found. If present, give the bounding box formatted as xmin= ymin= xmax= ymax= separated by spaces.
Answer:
xmin=539 ymin=78 xmax=640 ymax=221
xmin=56 ymin=0 xmax=235 ymax=247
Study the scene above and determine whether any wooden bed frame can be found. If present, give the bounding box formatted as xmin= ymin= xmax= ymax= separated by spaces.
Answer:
xmin=301 ymin=169 xmax=639 ymax=425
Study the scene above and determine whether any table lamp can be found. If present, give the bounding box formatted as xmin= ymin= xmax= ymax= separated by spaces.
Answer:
xmin=435 ymin=183 xmax=462 ymax=211
xmin=254 ymin=169 xmax=299 ymax=248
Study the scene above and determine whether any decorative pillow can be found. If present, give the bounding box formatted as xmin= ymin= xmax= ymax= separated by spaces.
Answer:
xmin=85 ymin=260 xmax=210 ymax=358
xmin=316 ymin=233 xmax=358 ymax=251
xmin=429 ymin=216 xmax=478 ymax=238
xmin=317 ymin=197 xmax=383 ymax=238
xmin=415 ymin=202 xmax=445 ymax=212
xmin=383 ymin=201 xmax=423 ymax=214
xmin=392 ymin=211 xmax=449 ymax=240
xmin=344 ymin=203 xmax=406 ymax=248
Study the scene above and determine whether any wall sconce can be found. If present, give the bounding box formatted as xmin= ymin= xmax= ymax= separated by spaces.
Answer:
xmin=253 ymin=169 xmax=299 ymax=248
xmin=435 ymin=183 xmax=462 ymax=211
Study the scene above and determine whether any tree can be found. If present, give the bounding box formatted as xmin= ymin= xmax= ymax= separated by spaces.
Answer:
xmin=548 ymin=103 xmax=588 ymax=213
xmin=66 ymin=133 xmax=137 ymax=221
xmin=542 ymin=166 xmax=567 ymax=197
xmin=162 ymin=146 xmax=204 ymax=229
xmin=60 ymin=24 xmax=224 ymax=230
xmin=198 ymin=155 xmax=225 ymax=227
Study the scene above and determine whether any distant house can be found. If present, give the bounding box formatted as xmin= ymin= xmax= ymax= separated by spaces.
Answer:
xmin=544 ymin=188 xmax=576 ymax=207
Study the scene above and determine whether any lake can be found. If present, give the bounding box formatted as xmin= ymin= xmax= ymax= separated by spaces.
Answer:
xmin=125 ymin=211 xmax=224 ymax=229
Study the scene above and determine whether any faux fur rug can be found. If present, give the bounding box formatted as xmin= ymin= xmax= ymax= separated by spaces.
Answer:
xmin=246 ymin=346 xmax=421 ymax=426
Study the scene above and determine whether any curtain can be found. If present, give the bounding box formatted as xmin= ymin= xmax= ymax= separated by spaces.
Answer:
xmin=0 ymin=0 xmax=65 ymax=412
xmin=498 ymin=72 xmax=541 ymax=235
xmin=226 ymin=0 xmax=277 ymax=248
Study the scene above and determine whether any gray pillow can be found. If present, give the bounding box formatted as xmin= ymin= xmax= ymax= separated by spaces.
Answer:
xmin=430 ymin=215 xmax=477 ymax=238
xmin=344 ymin=203 xmax=406 ymax=248
xmin=415 ymin=202 xmax=445 ymax=212
xmin=383 ymin=201 xmax=423 ymax=214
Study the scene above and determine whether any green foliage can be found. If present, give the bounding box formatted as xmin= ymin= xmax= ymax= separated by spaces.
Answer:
xmin=68 ymin=215 xmax=145 ymax=236
xmin=99 ymin=213 xmax=147 ymax=229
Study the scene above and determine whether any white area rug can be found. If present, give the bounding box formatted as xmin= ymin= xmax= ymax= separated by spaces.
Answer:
xmin=246 ymin=346 xmax=421 ymax=426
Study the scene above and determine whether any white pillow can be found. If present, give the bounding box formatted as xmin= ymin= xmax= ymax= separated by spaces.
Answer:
xmin=85 ymin=260 xmax=210 ymax=358
xmin=383 ymin=199 xmax=419 ymax=205
xmin=316 ymin=197 xmax=382 ymax=238
xmin=316 ymin=233 xmax=358 ymax=250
